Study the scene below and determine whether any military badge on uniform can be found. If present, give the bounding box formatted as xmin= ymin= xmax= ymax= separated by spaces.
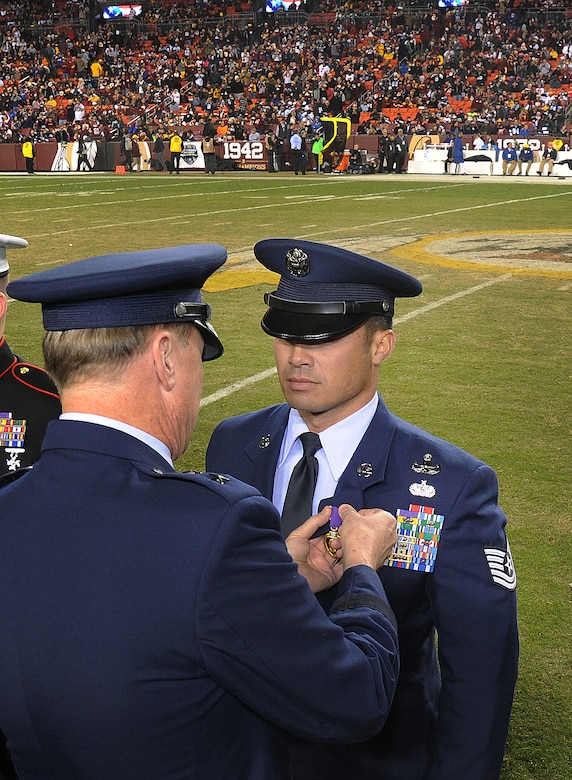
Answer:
xmin=1 ymin=412 xmax=26 ymax=472
xmin=484 ymin=542 xmax=516 ymax=590
xmin=324 ymin=506 xmax=342 ymax=557
xmin=357 ymin=462 xmax=373 ymax=478
xmin=385 ymin=504 xmax=444 ymax=573
xmin=209 ymin=473 xmax=229 ymax=484
xmin=411 ymin=453 xmax=441 ymax=475
xmin=409 ymin=479 xmax=436 ymax=498
xmin=285 ymin=248 xmax=310 ymax=277
xmin=258 ymin=434 xmax=271 ymax=448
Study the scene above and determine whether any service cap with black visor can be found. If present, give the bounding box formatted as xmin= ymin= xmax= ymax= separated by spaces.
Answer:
xmin=7 ymin=244 xmax=226 ymax=361
xmin=254 ymin=238 xmax=423 ymax=342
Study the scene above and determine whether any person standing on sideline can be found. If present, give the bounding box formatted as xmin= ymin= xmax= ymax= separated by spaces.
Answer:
xmin=377 ymin=127 xmax=389 ymax=173
xmin=299 ymin=130 xmax=309 ymax=175
xmin=77 ymin=134 xmax=94 ymax=171
xmin=169 ymin=129 xmax=183 ymax=174
xmin=21 ymin=137 xmax=35 ymax=174
xmin=452 ymin=132 xmax=466 ymax=174
xmin=265 ymin=132 xmax=276 ymax=172
xmin=131 ymin=134 xmax=141 ymax=172
xmin=153 ymin=132 xmax=168 ymax=171
xmin=393 ymin=127 xmax=408 ymax=173
xmin=202 ymin=134 xmax=216 ymax=175
xmin=311 ymin=133 xmax=323 ymax=173
xmin=0 ymin=233 xmax=61 ymax=780
xmin=289 ymin=128 xmax=302 ymax=175
xmin=207 ymin=238 xmax=519 ymax=780
xmin=385 ymin=131 xmax=396 ymax=173
xmin=0 ymin=243 xmax=400 ymax=779
xmin=120 ymin=131 xmax=133 ymax=171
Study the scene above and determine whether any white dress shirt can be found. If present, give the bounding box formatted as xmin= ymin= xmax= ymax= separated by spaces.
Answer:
xmin=273 ymin=394 xmax=379 ymax=515
xmin=59 ymin=413 xmax=173 ymax=467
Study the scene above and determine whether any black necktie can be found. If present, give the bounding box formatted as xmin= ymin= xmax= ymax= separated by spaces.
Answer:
xmin=281 ymin=432 xmax=321 ymax=537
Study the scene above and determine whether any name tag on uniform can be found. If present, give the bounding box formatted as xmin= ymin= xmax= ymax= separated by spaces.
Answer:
xmin=385 ymin=504 xmax=444 ymax=573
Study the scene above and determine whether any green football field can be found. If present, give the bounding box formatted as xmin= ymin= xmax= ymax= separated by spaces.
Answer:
xmin=3 ymin=171 xmax=571 ymax=779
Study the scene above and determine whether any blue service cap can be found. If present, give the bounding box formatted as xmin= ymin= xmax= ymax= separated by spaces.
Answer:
xmin=254 ymin=238 xmax=422 ymax=342
xmin=7 ymin=244 xmax=227 ymax=361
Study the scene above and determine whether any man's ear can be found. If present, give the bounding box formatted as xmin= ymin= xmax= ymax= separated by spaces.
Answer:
xmin=372 ymin=329 xmax=396 ymax=365
xmin=151 ymin=331 xmax=177 ymax=391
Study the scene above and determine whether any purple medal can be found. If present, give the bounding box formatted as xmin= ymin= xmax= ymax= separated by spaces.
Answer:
xmin=324 ymin=506 xmax=343 ymax=557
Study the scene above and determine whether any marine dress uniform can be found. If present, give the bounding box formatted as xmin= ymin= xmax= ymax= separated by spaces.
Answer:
xmin=0 ymin=244 xmax=400 ymax=780
xmin=0 ymin=337 xmax=61 ymax=476
xmin=0 ymin=234 xmax=61 ymax=477
xmin=207 ymin=238 xmax=519 ymax=780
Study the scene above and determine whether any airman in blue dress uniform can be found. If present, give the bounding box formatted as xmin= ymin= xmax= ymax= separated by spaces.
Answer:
xmin=207 ymin=238 xmax=519 ymax=780
xmin=0 ymin=243 xmax=401 ymax=779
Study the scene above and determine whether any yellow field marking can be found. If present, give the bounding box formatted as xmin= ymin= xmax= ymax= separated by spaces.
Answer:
xmin=390 ymin=230 xmax=572 ymax=279
xmin=204 ymin=268 xmax=278 ymax=291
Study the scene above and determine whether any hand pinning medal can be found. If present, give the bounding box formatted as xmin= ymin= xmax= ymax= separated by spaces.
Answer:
xmin=324 ymin=506 xmax=343 ymax=557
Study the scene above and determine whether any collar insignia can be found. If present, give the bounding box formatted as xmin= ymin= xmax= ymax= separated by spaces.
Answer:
xmin=259 ymin=434 xmax=271 ymax=448
xmin=357 ymin=462 xmax=374 ymax=478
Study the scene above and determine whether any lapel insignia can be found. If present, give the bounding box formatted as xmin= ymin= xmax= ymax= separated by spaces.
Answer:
xmin=411 ymin=453 xmax=441 ymax=475
xmin=409 ymin=479 xmax=436 ymax=498
xmin=357 ymin=462 xmax=374 ymax=478
xmin=258 ymin=434 xmax=271 ymax=448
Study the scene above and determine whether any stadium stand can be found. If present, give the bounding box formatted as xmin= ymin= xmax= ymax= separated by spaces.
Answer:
xmin=0 ymin=1 xmax=569 ymax=149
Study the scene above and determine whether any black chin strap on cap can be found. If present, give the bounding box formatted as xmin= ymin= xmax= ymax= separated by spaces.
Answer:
xmin=263 ymin=292 xmax=392 ymax=315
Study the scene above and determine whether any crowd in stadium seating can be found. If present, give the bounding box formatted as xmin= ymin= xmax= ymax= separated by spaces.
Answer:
xmin=0 ymin=0 xmax=570 ymax=148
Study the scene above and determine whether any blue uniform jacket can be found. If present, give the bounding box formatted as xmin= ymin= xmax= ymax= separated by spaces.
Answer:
xmin=0 ymin=420 xmax=399 ymax=780
xmin=207 ymin=396 xmax=519 ymax=780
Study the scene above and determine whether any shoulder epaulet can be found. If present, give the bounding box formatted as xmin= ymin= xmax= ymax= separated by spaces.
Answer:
xmin=139 ymin=464 xmax=258 ymax=500
xmin=12 ymin=361 xmax=59 ymax=397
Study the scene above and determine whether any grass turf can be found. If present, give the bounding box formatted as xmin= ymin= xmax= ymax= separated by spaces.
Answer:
xmin=2 ymin=170 xmax=571 ymax=779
